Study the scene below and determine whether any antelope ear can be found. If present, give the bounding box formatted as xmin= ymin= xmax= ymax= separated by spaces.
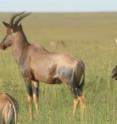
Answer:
xmin=2 ymin=21 xmax=10 ymax=28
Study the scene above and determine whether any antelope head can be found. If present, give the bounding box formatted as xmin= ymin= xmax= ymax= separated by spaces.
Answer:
xmin=0 ymin=12 xmax=30 ymax=50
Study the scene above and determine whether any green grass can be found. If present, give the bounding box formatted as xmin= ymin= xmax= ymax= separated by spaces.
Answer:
xmin=0 ymin=12 xmax=117 ymax=124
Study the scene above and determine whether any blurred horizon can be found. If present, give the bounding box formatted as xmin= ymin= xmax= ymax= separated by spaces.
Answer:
xmin=0 ymin=0 xmax=117 ymax=12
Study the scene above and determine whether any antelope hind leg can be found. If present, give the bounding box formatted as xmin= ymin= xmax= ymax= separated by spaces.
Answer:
xmin=73 ymin=97 xmax=80 ymax=115
xmin=72 ymin=95 xmax=85 ymax=116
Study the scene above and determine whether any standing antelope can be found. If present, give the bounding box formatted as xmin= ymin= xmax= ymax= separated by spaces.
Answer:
xmin=0 ymin=12 xmax=85 ymax=120
xmin=0 ymin=92 xmax=18 ymax=124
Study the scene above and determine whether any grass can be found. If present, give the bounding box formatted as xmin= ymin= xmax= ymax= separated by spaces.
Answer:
xmin=0 ymin=12 xmax=117 ymax=124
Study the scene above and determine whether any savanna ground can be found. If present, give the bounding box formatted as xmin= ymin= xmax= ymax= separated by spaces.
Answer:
xmin=0 ymin=12 xmax=117 ymax=124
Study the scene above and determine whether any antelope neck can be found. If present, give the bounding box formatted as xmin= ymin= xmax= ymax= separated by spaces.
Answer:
xmin=11 ymin=31 xmax=30 ymax=63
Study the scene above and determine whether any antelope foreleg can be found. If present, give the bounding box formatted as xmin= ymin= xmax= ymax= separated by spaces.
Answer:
xmin=24 ymin=78 xmax=33 ymax=121
xmin=27 ymin=95 xmax=33 ymax=121
xmin=32 ymin=81 xmax=39 ymax=112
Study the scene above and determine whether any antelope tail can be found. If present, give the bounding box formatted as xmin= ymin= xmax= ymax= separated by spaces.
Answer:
xmin=75 ymin=60 xmax=85 ymax=92
xmin=79 ymin=71 xmax=85 ymax=91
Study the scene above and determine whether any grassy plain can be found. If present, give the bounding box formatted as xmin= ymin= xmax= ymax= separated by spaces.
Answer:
xmin=0 ymin=12 xmax=117 ymax=124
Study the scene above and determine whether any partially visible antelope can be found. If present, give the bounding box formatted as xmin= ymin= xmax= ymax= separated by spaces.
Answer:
xmin=0 ymin=92 xmax=18 ymax=124
xmin=112 ymin=65 xmax=117 ymax=79
xmin=114 ymin=39 xmax=117 ymax=44
xmin=0 ymin=12 xmax=85 ymax=120
xmin=49 ymin=40 xmax=66 ymax=49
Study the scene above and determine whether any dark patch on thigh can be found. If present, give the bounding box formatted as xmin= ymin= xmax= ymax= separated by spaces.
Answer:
xmin=57 ymin=66 xmax=73 ymax=83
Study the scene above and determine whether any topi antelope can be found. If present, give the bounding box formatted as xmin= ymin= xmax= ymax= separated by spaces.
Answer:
xmin=0 ymin=12 xmax=85 ymax=120
xmin=0 ymin=92 xmax=18 ymax=124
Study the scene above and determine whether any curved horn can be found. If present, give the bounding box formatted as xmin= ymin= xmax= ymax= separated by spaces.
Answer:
xmin=10 ymin=12 xmax=25 ymax=26
xmin=15 ymin=12 xmax=31 ymax=26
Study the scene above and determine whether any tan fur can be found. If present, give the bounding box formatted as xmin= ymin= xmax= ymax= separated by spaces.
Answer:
xmin=0 ymin=13 xmax=85 ymax=119
xmin=0 ymin=92 xmax=18 ymax=124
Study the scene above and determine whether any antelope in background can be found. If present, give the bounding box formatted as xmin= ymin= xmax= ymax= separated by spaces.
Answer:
xmin=112 ymin=65 xmax=117 ymax=80
xmin=0 ymin=92 xmax=18 ymax=124
xmin=0 ymin=12 xmax=85 ymax=120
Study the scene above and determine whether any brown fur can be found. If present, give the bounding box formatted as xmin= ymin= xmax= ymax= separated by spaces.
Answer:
xmin=0 ymin=12 xmax=85 ymax=119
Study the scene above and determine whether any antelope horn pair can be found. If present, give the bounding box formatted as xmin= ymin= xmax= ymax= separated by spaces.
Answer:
xmin=10 ymin=12 xmax=31 ymax=26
